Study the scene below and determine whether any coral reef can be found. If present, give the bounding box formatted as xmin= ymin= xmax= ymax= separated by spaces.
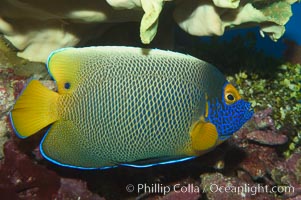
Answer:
xmin=1 ymin=68 xmax=300 ymax=199
xmin=0 ymin=0 xmax=142 ymax=62
xmin=0 ymin=0 xmax=297 ymax=62
xmin=0 ymin=14 xmax=300 ymax=198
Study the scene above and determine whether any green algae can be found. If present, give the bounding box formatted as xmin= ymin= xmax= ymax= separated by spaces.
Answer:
xmin=227 ymin=63 xmax=301 ymax=157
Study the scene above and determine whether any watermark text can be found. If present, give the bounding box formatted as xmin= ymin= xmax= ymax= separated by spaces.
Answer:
xmin=125 ymin=183 xmax=295 ymax=196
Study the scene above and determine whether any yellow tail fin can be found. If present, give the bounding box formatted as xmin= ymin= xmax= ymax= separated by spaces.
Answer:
xmin=10 ymin=80 xmax=59 ymax=138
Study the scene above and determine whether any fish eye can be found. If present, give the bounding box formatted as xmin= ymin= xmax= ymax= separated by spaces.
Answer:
xmin=64 ymin=82 xmax=71 ymax=89
xmin=227 ymin=94 xmax=235 ymax=101
xmin=224 ymin=83 xmax=241 ymax=105
xmin=225 ymin=92 xmax=236 ymax=104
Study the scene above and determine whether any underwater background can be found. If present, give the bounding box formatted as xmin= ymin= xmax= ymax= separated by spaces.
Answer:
xmin=0 ymin=1 xmax=301 ymax=200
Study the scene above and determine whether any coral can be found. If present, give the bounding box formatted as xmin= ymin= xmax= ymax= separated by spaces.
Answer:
xmin=174 ymin=0 xmax=297 ymax=41
xmin=103 ymin=0 xmax=164 ymax=44
xmin=238 ymin=145 xmax=280 ymax=179
xmin=139 ymin=0 xmax=164 ymax=44
xmin=0 ymin=0 xmax=143 ymax=62
xmin=0 ymin=140 xmax=105 ymax=200
xmin=0 ymin=0 xmax=297 ymax=62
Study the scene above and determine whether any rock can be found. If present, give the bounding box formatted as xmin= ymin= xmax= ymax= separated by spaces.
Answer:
xmin=55 ymin=178 xmax=104 ymax=200
xmin=0 ymin=140 xmax=60 ymax=199
xmin=271 ymin=153 xmax=301 ymax=198
xmin=0 ymin=140 xmax=105 ymax=199
xmin=161 ymin=189 xmax=200 ymax=200
xmin=246 ymin=130 xmax=288 ymax=145
xmin=200 ymin=173 xmax=272 ymax=200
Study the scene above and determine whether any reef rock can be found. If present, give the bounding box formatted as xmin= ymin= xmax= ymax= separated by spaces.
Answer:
xmin=55 ymin=178 xmax=105 ymax=200
xmin=0 ymin=140 xmax=105 ymax=200
xmin=271 ymin=152 xmax=301 ymax=198
xmin=0 ymin=140 xmax=60 ymax=199
xmin=200 ymin=173 xmax=272 ymax=199
xmin=161 ymin=189 xmax=200 ymax=200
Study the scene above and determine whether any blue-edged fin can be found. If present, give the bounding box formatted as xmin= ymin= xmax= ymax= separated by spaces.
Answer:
xmin=190 ymin=120 xmax=218 ymax=151
xmin=120 ymin=156 xmax=196 ymax=168
xmin=47 ymin=48 xmax=82 ymax=94
xmin=10 ymin=80 xmax=59 ymax=138
xmin=40 ymin=120 xmax=113 ymax=169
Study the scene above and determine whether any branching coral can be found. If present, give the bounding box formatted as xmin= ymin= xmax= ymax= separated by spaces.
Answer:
xmin=0 ymin=0 xmax=297 ymax=63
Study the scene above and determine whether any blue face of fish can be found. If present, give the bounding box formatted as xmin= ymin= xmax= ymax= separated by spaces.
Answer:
xmin=206 ymin=82 xmax=254 ymax=140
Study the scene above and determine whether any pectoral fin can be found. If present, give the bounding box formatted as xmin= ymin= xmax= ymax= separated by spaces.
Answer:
xmin=190 ymin=120 xmax=218 ymax=151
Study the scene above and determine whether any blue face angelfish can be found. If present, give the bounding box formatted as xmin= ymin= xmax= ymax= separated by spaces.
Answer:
xmin=10 ymin=46 xmax=253 ymax=169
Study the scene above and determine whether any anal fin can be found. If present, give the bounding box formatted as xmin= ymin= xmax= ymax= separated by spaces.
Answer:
xmin=40 ymin=120 xmax=112 ymax=169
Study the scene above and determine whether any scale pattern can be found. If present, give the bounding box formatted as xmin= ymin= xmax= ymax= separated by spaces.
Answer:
xmin=55 ymin=50 xmax=227 ymax=166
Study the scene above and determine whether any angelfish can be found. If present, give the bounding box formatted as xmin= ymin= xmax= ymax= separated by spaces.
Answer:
xmin=10 ymin=46 xmax=253 ymax=169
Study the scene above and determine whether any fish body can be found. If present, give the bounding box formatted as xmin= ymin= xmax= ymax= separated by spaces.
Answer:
xmin=10 ymin=46 xmax=253 ymax=169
